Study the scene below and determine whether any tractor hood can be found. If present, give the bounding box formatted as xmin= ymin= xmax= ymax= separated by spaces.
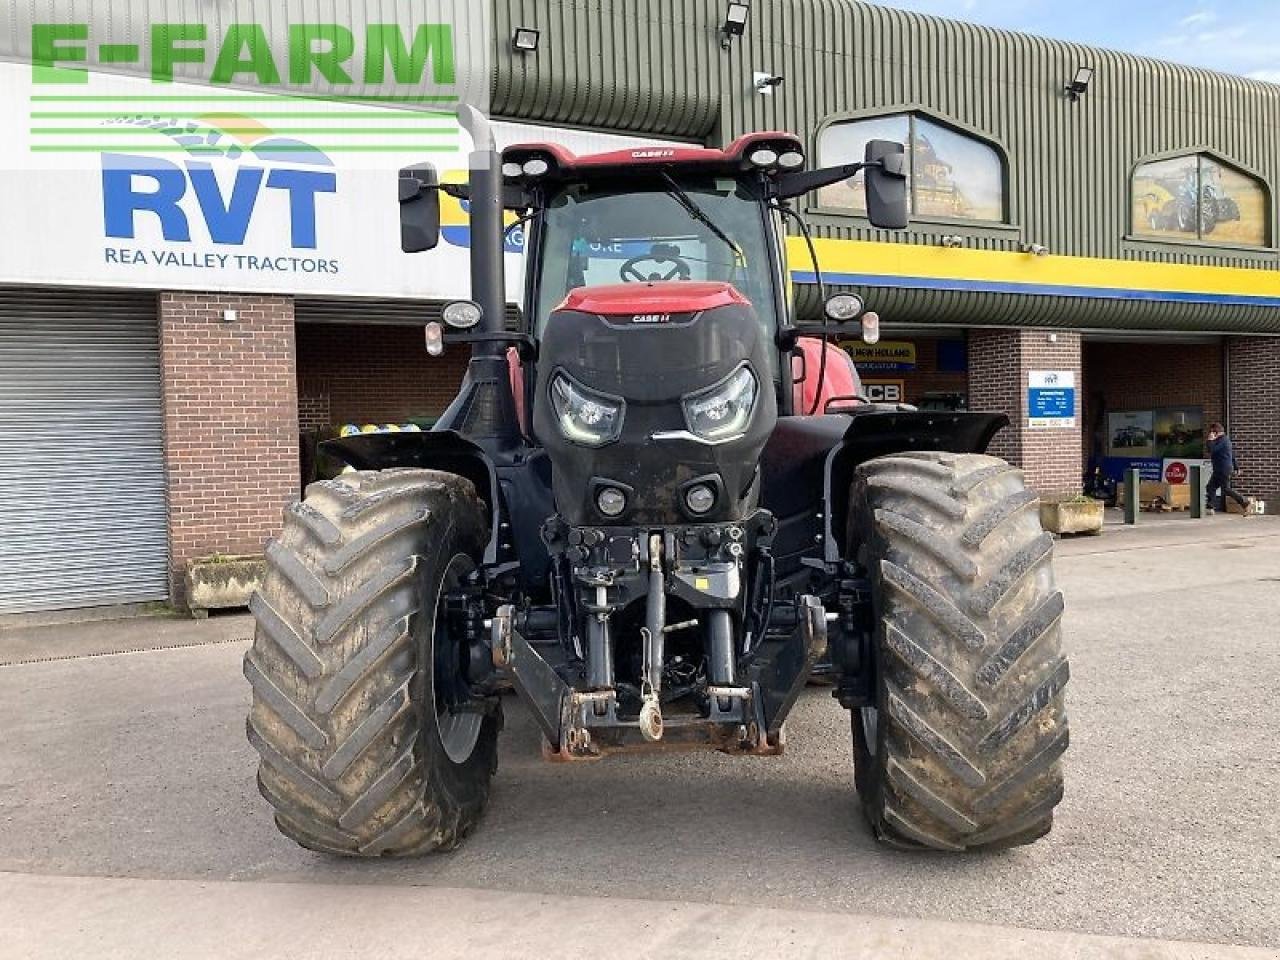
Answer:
xmin=532 ymin=281 xmax=778 ymax=526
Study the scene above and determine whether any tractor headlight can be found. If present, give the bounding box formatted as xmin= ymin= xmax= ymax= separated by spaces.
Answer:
xmin=682 ymin=365 xmax=758 ymax=441
xmin=550 ymin=373 xmax=624 ymax=448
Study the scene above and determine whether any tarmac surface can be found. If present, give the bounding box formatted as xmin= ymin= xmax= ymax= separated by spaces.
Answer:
xmin=1 ymin=515 xmax=1278 ymax=958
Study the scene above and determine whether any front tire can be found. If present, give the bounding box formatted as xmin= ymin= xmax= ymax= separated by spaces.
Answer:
xmin=849 ymin=453 xmax=1069 ymax=851
xmin=245 ymin=469 xmax=498 ymax=857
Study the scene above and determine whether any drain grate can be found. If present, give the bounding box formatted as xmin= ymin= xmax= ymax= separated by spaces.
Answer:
xmin=0 ymin=636 xmax=251 ymax=669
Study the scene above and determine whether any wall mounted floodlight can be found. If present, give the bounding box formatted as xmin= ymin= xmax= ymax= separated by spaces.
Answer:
xmin=940 ymin=235 xmax=965 ymax=248
xmin=512 ymin=27 xmax=541 ymax=53
xmin=1021 ymin=241 xmax=1050 ymax=257
xmin=1065 ymin=66 xmax=1094 ymax=101
xmin=721 ymin=2 xmax=750 ymax=47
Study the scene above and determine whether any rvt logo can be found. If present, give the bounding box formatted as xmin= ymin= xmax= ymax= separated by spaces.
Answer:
xmin=101 ymin=119 xmax=336 ymax=249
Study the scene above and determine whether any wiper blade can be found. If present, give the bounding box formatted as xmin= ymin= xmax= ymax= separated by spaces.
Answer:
xmin=660 ymin=173 xmax=745 ymax=265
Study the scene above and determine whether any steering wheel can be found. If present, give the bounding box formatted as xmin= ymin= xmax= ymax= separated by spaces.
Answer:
xmin=620 ymin=245 xmax=693 ymax=283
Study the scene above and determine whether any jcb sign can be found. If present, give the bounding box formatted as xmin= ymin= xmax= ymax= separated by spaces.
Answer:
xmin=863 ymin=379 xmax=905 ymax=403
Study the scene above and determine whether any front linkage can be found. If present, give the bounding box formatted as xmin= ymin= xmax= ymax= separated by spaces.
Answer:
xmin=477 ymin=512 xmax=836 ymax=759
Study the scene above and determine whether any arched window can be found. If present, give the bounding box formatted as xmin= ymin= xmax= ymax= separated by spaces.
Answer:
xmin=1132 ymin=153 xmax=1269 ymax=246
xmin=818 ymin=112 xmax=1007 ymax=223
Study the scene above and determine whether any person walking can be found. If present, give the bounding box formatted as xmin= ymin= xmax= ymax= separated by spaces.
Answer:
xmin=1205 ymin=423 xmax=1252 ymax=515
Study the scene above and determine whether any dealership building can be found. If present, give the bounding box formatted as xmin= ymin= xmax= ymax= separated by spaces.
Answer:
xmin=2 ymin=0 xmax=1279 ymax=615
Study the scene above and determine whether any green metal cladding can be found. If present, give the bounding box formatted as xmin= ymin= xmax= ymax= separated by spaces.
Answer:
xmin=491 ymin=0 xmax=1280 ymax=331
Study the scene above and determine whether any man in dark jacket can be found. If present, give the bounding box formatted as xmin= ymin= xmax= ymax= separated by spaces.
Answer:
xmin=1205 ymin=423 xmax=1251 ymax=515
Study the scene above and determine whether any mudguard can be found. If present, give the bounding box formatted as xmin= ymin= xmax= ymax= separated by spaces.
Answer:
xmin=322 ymin=430 xmax=505 ymax=565
xmin=822 ymin=408 xmax=1009 ymax=563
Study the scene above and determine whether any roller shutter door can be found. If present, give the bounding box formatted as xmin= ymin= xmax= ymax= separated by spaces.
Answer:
xmin=0 ymin=288 xmax=169 ymax=613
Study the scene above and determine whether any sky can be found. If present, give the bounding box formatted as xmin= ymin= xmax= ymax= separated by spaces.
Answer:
xmin=874 ymin=1 xmax=1280 ymax=82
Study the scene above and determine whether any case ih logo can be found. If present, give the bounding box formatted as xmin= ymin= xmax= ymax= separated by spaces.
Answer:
xmin=632 ymin=149 xmax=675 ymax=159
xmin=631 ymin=313 xmax=672 ymax=324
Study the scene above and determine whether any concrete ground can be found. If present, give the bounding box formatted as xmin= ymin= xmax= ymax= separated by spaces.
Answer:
xmin=1 ymin=516 xmax=1278 ymax=958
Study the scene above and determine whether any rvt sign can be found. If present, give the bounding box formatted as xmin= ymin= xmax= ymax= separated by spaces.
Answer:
xmin=103 ymin=154 xmax=336 ymax=249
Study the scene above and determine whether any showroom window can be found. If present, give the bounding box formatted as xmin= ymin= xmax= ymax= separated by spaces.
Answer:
xmin=1131 ymin=153 xmax=1269 ymax=246
xmin=817 ymin=112 xmax=1007 ymax=223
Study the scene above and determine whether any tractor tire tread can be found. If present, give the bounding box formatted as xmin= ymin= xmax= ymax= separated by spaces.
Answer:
xmin=245 ymin=468 xmax=497 ymax=858
xmin=850 ymin=452 xmax=1069 ymax=852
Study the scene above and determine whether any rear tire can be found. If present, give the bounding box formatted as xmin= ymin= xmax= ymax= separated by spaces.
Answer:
xmin=245 ymin=469 xmax=498 ymax=857
xmin=849 ymin=452 xmax=1069 ymax=851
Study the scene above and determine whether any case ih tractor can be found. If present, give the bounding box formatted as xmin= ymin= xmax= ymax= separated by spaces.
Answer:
xmin=245 ymin=108 xmax=1069 ymax=856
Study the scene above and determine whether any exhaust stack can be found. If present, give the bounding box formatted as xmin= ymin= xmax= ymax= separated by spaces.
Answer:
xmin=434 ymin=106 xmax=522 ymax=446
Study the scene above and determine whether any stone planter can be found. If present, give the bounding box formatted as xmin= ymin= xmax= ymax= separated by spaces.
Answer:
xmin=1039 ymin=498 xmax=1104 ymax=536
xmin=185 ymin=555 xmax=265 ymax=618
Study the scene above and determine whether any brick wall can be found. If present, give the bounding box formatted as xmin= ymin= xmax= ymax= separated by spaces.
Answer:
xmin=1227 ymin=337 xmax=1280 ymax=501
xmin=159 ymin=293 xmax=298 ymax=607
xmin=296 ymin=323 xmax=469 ymax=429
xmin=1080 ymin=341 xmax=1224 ymax=462
xmin=969 ymin=328 xmax=1083 ymax=496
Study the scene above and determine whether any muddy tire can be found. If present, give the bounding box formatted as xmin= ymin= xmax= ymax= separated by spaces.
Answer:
xmin=245 ymin=469 xmax=498 ymax=857
xmin=848 ymin=452 xmax=1069 ymax=851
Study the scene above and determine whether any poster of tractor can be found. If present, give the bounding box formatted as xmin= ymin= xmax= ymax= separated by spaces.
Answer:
xmin=1132 ymin=155 xmax=1267 ymax=245
xmin=818 ymin=114 xmax=1004 ymax=222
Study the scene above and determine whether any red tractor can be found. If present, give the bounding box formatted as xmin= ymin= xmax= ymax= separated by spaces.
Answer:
xmin=245 ymin=107 xmax=1068 ymax=855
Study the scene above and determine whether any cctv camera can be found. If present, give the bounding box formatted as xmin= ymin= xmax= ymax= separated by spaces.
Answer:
xmin=753 ymin=72 xmax=785 ymax=94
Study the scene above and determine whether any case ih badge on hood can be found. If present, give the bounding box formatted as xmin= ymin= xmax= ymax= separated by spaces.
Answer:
xmin=245 ymin=105 xmax=1071 ymax=858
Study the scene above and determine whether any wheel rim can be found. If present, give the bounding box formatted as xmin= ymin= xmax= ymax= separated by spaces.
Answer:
xmin=860 ymin=706 xmax=879 ymax=759
xmin=433 ymin=554 xmax=483 ymax=765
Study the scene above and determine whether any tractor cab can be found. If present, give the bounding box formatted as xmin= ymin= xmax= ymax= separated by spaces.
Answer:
xmin=485 ymin=133 xmax=907 ymax=421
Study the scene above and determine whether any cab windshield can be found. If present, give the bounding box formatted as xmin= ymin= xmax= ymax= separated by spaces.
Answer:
xmin=533 ymin=177 xmax=778 ymax=334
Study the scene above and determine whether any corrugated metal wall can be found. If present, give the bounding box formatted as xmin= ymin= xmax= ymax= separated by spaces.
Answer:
xmin=490 ymin=0 xmax=721 ymax=139
xmin=721 ymin=1 xmax=1280 ymax=269
xmin=485 ymin=0 xmax=1280 ymax=328
xmin=486 ymin=1 xmax=1280 ymax=268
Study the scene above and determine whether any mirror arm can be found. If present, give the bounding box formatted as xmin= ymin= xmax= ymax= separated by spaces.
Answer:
xmin=777 ymin=324 xmax=837 ymax=350
xmin=444 ymin=330 xmax=539 ymax=360
xmin=773 ymin=161 xmax=877 ymax=200
xmin=439 ymin=182 xmax=535 ymax=212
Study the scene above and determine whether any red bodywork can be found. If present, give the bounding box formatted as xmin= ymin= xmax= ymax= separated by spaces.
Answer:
xmin=557 ymin=281 xmax=750 ymax=315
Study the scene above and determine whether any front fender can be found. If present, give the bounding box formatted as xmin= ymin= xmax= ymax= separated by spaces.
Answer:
xmin=822 ymin=409 xmax=1010 ymax=563
xmin=322 ymin=430 xmax=504 ymax=565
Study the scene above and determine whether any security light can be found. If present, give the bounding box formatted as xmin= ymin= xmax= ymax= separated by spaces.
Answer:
xmin=1065 ymin=66 xmax=1094 ymax=101
xmin=721 ymin=2 xmax=750 ymax=46
xmin=512 ymin=27 xmax=541 ymax=53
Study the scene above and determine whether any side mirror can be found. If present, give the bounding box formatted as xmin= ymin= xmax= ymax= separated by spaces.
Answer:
xmin=399 ymin=163 xmax=441 ymax=253
xmin=864 ymin=140 xmax=909 ymax=230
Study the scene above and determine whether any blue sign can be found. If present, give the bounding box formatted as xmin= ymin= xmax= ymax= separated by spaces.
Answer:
xmin=1027 ymin=371 xmax=1077 ymax=428
xmin=1102 ymin=457 xmax=1163 ymax=483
